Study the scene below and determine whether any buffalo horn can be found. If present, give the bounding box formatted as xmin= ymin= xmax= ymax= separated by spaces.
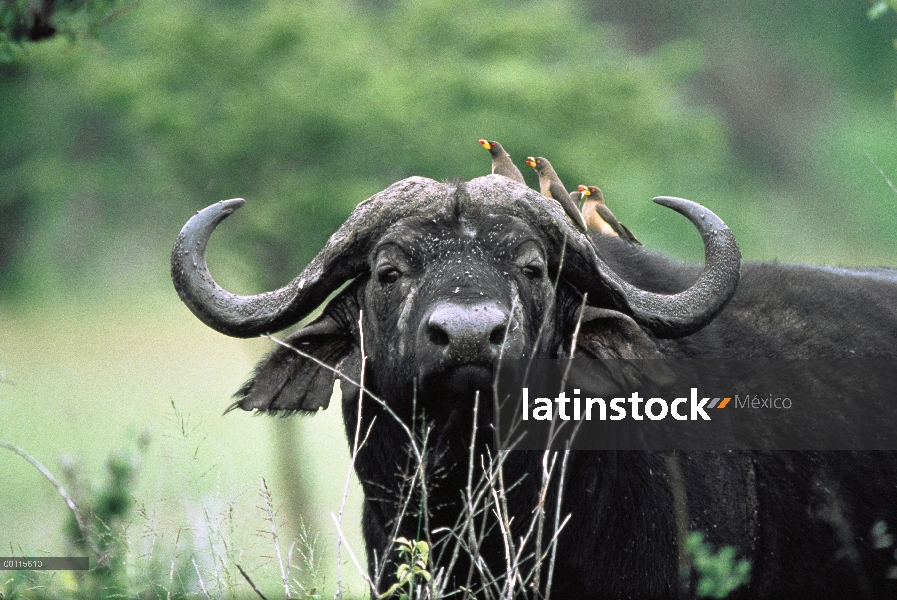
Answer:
xmin=589 ymin=196 xmax=740 ymax=338
xmin=170 ymin=177 xmax=449 ymax=337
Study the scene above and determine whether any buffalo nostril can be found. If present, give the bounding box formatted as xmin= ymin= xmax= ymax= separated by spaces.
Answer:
xmin=423 ymin=301 xmax=511 ymax=358
xmin=429 ymin=323 xmax=450 ymax=346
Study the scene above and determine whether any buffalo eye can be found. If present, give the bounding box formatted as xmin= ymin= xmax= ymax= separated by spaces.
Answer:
xmin=377 ymin=267 xmax=402 ymax=284
xmin=513 ymin=242 xmax=547 ymax=281
xmin=522 ymin=265 xmax=543 ymax=280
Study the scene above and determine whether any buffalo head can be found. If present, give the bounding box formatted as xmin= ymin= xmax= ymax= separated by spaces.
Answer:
xmin=171 ymin=175 xmax=739 ymax=415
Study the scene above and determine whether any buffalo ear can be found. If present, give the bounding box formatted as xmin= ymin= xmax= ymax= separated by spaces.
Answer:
xmin=569 ymin=306 xmax=674 ymax=391
xmin=574 ymin=306 xmax=661 ymax=359
xmin=230 ymin=309 xmax=355 ymax=415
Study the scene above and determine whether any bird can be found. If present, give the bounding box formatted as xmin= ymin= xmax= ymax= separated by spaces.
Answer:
xmin=575 ymin=184 xmax=613 ymax=235
xmin=525 ymin=156 xmax=588 ymax=232
xmin=580 ymin=185 xmax=643 ymax=246
xmin=479 ymin=139 xmax=526 ymax=184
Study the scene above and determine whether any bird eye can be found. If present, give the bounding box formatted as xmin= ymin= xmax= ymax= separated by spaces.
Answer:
xmin=522 ymin=265 xmax=543 ymax=280
xmin=491 ymin=142 xmax=496 ymax=148
xmin=378 ymin=267 xmax=401 ymax=284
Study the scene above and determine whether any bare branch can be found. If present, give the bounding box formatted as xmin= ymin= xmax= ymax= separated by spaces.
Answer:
xmin=435 ymin=393 xmax=479 ymax=596
xmin=331 ymin=512 xmax=380 ymax=596
xmin=545 ymin=447 xmax=573 ymax=600
xmin=866 ymin=150 xmax=897 ymax=197
xmin=262 ymin=247 xmax=584 ymax=599
xmin=335 ymin=309 xmax=368 ymax=598
xmin=262 ymin=333 xmax=423 ymax=462
xmin=193 ymin=558 xmax=211 ymax=600
xmin=237 ymin=564 xmax=270 ymax=600
xmin=0 ymin=440 xmax=109 ymax=569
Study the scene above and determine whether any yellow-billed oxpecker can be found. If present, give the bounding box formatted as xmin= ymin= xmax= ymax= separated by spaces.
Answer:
xmin=479 ymin=139 xmax=526 ymax=184
xmin=525 ymin=156 xmax=588 ymax=232
xmin=580 ymin=185 xmax=643 ymax=246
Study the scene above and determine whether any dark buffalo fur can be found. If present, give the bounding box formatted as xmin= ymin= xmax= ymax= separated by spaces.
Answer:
xmin=234 ymin=188 xmax=897 ymax=599
xmin=594 ymin=233 xmax=897 ymax=359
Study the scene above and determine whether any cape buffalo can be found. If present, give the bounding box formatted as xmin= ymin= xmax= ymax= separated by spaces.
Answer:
xmin=172 ymin=175 xmax=897 ymax=599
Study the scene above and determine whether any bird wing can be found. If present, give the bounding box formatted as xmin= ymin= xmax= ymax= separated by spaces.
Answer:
xmin=550 ymin=180 xmax=588 ymax=232
xmin=597 ymin=204 xmax=642 ymax=245
xmin=596 ymin=204 xmax=626 ymax=235
xmin=494 ymin=156 xmax=526 ymax=184
xmin=619 ymin=222 xmax=644 ymax=246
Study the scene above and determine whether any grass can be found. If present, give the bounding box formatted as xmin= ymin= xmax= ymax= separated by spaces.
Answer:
xmin=0 ymin=290 xmax=368 ymax=598
xmin=0 ymin=286 xmax=754 ymax=599
xmin=0 ymin=290 xmax=595 ymax=599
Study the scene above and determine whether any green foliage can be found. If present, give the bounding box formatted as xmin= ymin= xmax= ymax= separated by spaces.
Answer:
xmin=869 ymin=0 xmax=897 ymax=21
xmin=2 ymin=0 xmax=897 ymax=300
xmin=868 ymin=0 xmax=897 ymax=100
xmin=282 ymin=512 xmax=325 ymax=600
xmin=870 ymin=520 xmax=897 ymax=580
xmin=60 ymin=431 xmax=149 ymax=597
xmin=4 ymin=0 xmax=897 ymax=300
xmin=686 ymin=531 xmax=751 ymax=599
xmin=0 ymin=427 xmax=358 ymax=600
xmin=0 ymin=0 xmax=735 ymax=296
xmin=0 ymin=0 xmax=135 ymax=60
xmin=380 ymin=537 xmax=432 ymax=600
xmin=872 ymin=519 xmax=895 ymax=548
xmin=0 ymin=434 xmax=148 ymax=599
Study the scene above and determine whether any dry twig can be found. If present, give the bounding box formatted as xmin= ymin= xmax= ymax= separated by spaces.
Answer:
xmin=237 ymin=564 xmax=270 ymax=600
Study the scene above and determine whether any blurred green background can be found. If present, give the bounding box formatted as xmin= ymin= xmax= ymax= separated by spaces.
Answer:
xmin=2 ymin=0 xmax=897 ymax=596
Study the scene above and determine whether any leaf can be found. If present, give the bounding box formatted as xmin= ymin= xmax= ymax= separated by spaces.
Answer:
xmin=868 ymin=1 xmax=890 ymax=20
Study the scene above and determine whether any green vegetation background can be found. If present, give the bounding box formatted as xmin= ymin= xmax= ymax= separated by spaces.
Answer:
xmin=1 ymin=0 xmax=896 ymax=597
